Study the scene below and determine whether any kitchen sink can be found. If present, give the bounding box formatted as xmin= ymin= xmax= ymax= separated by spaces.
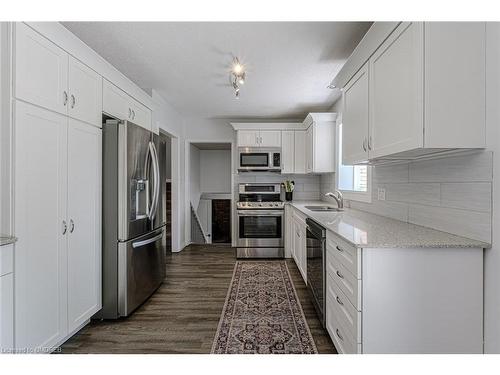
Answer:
xmin=304 ymin=205 xmax=343 ymax=212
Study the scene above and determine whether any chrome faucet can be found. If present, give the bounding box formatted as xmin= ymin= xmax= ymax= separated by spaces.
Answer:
xmin=325 ymin=190 xmax=344 ymax=209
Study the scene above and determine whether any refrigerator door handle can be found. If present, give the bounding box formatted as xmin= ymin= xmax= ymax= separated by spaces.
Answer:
xmin=150 ymin=141 xmax=161 ymax=221
xmin=147 ymin=141 xmax=159 ymax=220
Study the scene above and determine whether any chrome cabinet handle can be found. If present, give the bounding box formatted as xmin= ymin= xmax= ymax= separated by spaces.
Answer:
xmin=296 ymin=231 xmax=301 ymax=238
xmin=62 ymin=220 xmax=67 ymax=235
xmin=69 ymin=219 xmax=75 ymax=233
xmin=362 ymin=138 xmax=367 ymax=152
xmin=336 ymin=296 xmax=344 ymax=306
xmin=336 ymin=245 xmax=344 ymax=252
xmin=128 ymin=108 xmax=132 ymax=118
xmin=132 ymin=110 xmax=135 ymax=120
xmin=71 ymin=94 xmax=76 ymax=108
xmin=368 ymin=135 xmax=372 ymax=150
xmin=336 ymin=329 xmax=344 ymax=341
xmin=336 ymin=270 xmax=344 ymax=279
xmin=63 ymin=91 xmax=68 ymax=106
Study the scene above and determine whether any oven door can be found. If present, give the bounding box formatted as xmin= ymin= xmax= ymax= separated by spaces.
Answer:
xmin=237 ymin=210 xmax=284 ymax=247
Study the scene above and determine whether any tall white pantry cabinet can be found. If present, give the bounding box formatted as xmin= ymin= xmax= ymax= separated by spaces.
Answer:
xmin=12 ymin=23 xmax=102 ymax=350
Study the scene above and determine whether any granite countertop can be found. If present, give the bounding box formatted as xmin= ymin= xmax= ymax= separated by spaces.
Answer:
xmin=0 ymin=235 xmax=17 ymax=247
xmin=288 ymin=201 xmax=490 ymax=249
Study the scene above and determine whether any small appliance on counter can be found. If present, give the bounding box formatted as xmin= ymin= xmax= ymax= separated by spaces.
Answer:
xmin=236 ymin=183 xmax=284 ymax=258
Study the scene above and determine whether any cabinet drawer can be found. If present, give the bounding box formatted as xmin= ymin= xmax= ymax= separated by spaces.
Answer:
xmin=327 ymin=231 xmax=360 ymax=278
xmin=326 ymin=281 xmax=359 ymax=354
xmin=327 ymin=274 xmax=361 ymax=343
xmin=292 ymin=208 xmax=307 ymax=224
xmin=0 ymin=245 xmax=14 ymax=277
xmin=327 ymin=247 xmax=361 ymax=310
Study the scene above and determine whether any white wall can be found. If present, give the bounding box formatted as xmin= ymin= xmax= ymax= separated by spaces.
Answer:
xmin=200 ymin=150 xmax=231 ymax=193
xmin=189 ymin=144 xmax=201 ymax=210
xmin=484 ymin=22 xmax=500 ymax=353
xmin=152 ymin=89 xmax=186 ymax=251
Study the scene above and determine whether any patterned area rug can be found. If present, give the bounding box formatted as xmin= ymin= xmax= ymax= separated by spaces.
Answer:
xmin=211 ymin=261 xmax=318 ymax=354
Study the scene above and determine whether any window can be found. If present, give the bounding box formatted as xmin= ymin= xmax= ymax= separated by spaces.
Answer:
xmin=337 ymin=123 xmax=372 ymax=203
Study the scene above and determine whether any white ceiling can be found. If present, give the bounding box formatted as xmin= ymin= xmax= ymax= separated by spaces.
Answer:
xmin=63 ymin=22 xmax=371 ymax=119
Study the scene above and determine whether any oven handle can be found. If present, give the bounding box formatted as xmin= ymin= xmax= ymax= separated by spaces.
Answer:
xmin=237 ymin=210 xmax=284 ymax=216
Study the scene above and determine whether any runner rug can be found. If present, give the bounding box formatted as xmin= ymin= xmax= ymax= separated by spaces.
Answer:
xmin=211 ymin=261 xmax=318 ymax=354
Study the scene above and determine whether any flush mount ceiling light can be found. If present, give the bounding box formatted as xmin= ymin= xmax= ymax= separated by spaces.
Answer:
xmin=230 ymin=57 xmax=246 ymax=99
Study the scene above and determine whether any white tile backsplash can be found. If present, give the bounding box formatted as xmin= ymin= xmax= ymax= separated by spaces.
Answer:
xmin=320 ymin=151 xmax=493 ymax=243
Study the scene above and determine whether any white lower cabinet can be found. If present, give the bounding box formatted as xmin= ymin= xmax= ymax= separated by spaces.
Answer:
xmin=14 ymin=101 xmax=101 ymax=351
xmin=290 ymin=207 xmax=307 ymax=283
xmin=325 ymin=229 xmax=484 ymax=354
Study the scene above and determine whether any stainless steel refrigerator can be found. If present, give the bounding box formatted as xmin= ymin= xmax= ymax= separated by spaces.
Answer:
xmin=97 ymin=119 xmax=166 ymax=319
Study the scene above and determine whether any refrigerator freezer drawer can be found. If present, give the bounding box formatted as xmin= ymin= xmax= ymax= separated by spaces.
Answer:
xmin=118 ymin=227 xmax=166 ymax=316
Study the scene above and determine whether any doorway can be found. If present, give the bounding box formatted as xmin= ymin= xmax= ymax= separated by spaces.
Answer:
xmin=187 ymin=142 xmax=233 ymax=245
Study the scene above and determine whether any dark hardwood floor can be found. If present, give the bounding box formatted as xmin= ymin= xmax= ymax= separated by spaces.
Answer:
xmin=61 ymin=245 xmax=336 ymax=354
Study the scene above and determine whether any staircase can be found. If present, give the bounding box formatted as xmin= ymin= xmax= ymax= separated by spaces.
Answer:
xmin=190 ymin=202 xmax=208 ymax=244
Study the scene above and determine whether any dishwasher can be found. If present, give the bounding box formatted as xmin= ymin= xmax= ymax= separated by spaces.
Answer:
xmin=306 ymin=218 xmax=326 ymax=327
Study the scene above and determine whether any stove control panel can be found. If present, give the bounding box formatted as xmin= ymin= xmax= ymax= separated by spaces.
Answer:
xmin=236 ymin=201 xmax=284 ymax=209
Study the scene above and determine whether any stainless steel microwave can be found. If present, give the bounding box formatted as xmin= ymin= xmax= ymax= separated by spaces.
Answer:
xmin=238 ymin=147 xmax=281 ymax=172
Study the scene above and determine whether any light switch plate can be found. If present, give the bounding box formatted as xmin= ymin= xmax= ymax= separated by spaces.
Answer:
xmin=377 ymin=188 xmax=386 ymax=201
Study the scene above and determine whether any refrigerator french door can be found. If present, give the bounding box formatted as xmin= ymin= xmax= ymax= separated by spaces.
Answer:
xmin=98 ymin=119 xmax=166 ymax=319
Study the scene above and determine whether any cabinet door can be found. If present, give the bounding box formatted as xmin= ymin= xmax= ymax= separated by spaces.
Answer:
xmin=15 ymin=22 xmax=69 ymax=115
xmin=103 ymin=79 xmax=129 ymax=120
xmin=130 ymin=100 xmax=152 ymax=131
xmin=299 ymin=224 xmax=307 ymax=283
xmin=259 ymin=131 xmax=281 ymax=147
xmin=67 ymin=119 xmax=102 ymax=332
xmin=68 ymin=56 xmax=102 ymax=127
xmin=369 ymin=22 xmax=424 ymax=159
xmin=292 ymin=220 xmax=301 ymax=266
xmin=14 ymin=101 xmax=68 ymax=349
xmin=237 ymin=130 xmax=259 ymax=147
xmin=281 ymin=131 xmax=295 ymax=174
xmin=342 ymin=63 xmax=369 ymax=165
xmin=294 ymin=130 xmax=307 ymax=174
xmin=305 ymin=126 xmax=314 ymax=173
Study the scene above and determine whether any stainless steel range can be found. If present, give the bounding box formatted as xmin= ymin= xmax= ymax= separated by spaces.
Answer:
xmin=236 ymin=183 xmax=284 ymax=258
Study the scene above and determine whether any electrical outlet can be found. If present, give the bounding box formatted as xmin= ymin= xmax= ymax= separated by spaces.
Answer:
xmin=377 ymin=188 xmax=386 ymax=201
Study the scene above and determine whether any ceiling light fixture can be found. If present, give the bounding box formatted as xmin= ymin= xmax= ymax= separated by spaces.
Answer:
xmin=231 ymin=57 xmax=246 ymax=99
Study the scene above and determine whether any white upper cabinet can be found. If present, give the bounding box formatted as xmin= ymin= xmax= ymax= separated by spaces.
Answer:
xmin=15 ymin=22 xmax=69 ymax=115
xmin=237 ymin=130 xmax=260 ymax=147
xmin=369 ymin=22 xmax=424 ymax=159
xmin=423 ymin=22 xmax=486 ymax=148
xmin=304 ymin=113 xmax=336 ymax=174
xmin=237 ymin=130 xmax=281 ymax=148
xmin=294 ymin=130 xmax=307 ymax=174
xmin=281 ymin=131 xmax=295 ymax=174
xmin=103 ymin=79 xmax=152 ymax=131
xmin=259 ymin=131 xmax=281 ymax=147
xmin=68 ymin=57 xmax=102 ymax=127
xmin=15 ymin=23 xmax=102 ymax=127
xmin=342 ymin=62 xmax=370 ymax=164
xmin=338 ymin=22 xmax=486 ymax=164
xmin=67 ymin=119 xmax=102 ymax=333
